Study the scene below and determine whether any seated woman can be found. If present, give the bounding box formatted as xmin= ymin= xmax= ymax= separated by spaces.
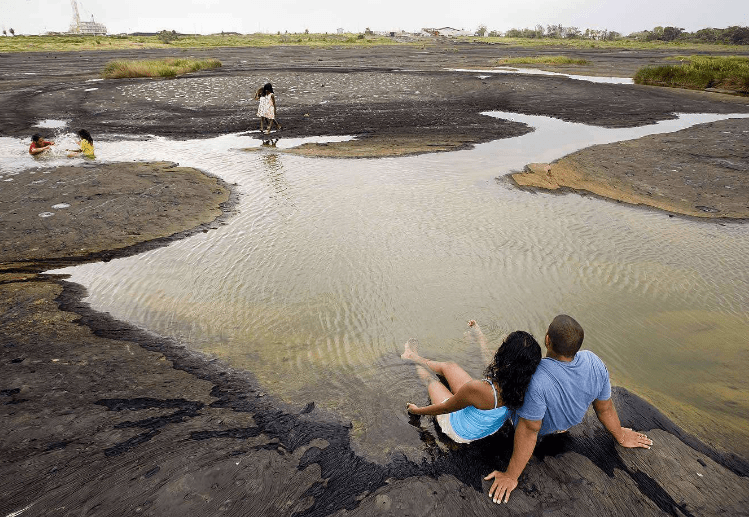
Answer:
xmin=67 ymin=129 xmax=95 ymax=159
xmin=402 ymin=321 xmax=541 ymax=443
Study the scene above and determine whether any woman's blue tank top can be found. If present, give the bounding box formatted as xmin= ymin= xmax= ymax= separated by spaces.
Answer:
xmin=449 ymin=379 xmax=509 ymax=441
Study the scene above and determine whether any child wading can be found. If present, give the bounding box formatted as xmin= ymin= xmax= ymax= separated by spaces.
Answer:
xmin=67 ymin=129 xmax=95 ymax=159
xmin=28 ymin=134 xmax=55 ymax=155
xmin=254 ymin=82 xmax=281 ymax=134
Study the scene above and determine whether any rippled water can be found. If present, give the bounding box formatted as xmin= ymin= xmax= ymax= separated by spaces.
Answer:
xmin=7 ymin=111 xmax=748 ymax=461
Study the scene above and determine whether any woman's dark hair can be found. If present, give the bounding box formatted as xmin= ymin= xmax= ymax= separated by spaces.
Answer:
xmin=484 ymin=331 xmax=542 ymax=410
xmin=263 ymin=82 xmax=274 ymax=94
xmin=31 ymin=133 xmax=42 ymax=142
xmin=78 ymin=129 xmax=93 ymax=144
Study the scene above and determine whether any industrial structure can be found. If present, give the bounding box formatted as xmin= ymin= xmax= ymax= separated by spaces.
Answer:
xmin=68 ymin=0 xmax=107 ymax=35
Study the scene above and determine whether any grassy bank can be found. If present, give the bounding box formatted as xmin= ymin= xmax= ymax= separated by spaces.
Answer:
xmin=634 ymin=55 xmax=749 ymax=93
xmin=102 ymin=58 xmax=222 ymax=78
xmin=3 ymin=33 xmax=749 ymax=53
xmin=0 ymin=33 xmax=402 ymax=53
xmin=496 ymin=56 xmax=589 ymax=66
xmin=462 ymin=36 xmax=749 ymax=52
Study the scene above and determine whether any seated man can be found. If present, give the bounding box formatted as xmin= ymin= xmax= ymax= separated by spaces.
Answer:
xmin=485 ymin=314 xmax=653 ymax=504
xmin=29 ymin=133 xmax=55 ymax=156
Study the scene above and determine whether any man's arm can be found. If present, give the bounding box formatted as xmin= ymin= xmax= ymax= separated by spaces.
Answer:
xmin=484 ymin=417 xmax=541 ymax=504
xmin=592 ymin=398 xmax=653 ymax=448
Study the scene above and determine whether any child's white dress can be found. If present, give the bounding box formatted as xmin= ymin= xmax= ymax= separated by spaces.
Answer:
xmin=257 ymin=94 xmax=275 ymax=119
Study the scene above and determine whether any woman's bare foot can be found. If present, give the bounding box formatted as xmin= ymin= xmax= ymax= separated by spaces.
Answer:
xmin=401 ymin=338 xmax=420 ymax=361
xmin=466 ymin=319 xmax=493 ymax=364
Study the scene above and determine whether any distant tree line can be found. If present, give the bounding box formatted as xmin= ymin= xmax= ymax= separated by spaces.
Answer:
xmin=499 ymin=24 xmax=621 ymax=41
xmin=477 ymin=24 xmax=749 ymax=45
xmin=629 ymin=26 xmax=749 ymax=45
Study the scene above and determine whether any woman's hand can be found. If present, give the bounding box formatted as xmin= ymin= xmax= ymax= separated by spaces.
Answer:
xmin=406 ymin=402 xmax=420 ymax=414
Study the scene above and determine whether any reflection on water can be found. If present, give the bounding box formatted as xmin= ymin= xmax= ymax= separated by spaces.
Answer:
xmin=13 ymin=112 xmax=747 ymax=461
xmin=451 ymin=68 xmax=635 ymax=84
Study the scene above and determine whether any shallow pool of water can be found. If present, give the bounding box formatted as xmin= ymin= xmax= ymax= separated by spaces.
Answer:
xmin=452 ymin=68 xmax=635 ymax=84
xmin=9 ymin=112 xmax=748 ymax=461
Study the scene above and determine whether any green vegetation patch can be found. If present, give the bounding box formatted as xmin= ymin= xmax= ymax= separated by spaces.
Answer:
xmin=0 ymin=33 xmax=401 ymax=53
xmin=102 ymin=57 xmax=222 ymax=79
xmin=634 ymin=55 xmax=749 ymax=93
xmin=496 ymin=55 xmax=590 ymax=66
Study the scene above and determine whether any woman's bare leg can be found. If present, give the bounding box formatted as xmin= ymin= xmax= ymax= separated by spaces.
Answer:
xmin=402 ymin=339 xmax=472 ymax=393
xmin=415 ymin=365 xmax=453 ymax=404
xmin=466 ymin=320 xmax=493 ymax=366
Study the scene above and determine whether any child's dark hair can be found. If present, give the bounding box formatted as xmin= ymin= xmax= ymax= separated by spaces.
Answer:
xmin=31 ymin=133 xmax=42 ymax=142
xmin=263 ymin=82 xmax=274 ymax=94
xmin=484 ymin=331 xmax=542 ymax=410
xmin=78 ymin=129 xmax=93 ymax=144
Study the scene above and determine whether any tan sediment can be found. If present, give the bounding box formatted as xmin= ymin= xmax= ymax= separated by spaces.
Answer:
xmin=246 ymin=134 xmax=482 ymax=159
xmin=511 ymin=117 xmax=749 ymax=219
xmin=511 ymin=160 xmax=702 ymax=216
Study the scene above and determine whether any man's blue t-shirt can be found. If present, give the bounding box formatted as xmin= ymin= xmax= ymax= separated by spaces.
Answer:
xmin=513 ymin=350 xmax=611 ymax=436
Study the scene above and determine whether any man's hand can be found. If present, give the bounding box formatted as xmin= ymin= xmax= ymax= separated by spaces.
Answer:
xmin=618 ymin=427 xmax=653 ymax=448
xmin=484 ymin=470 xmax=518 ymax=504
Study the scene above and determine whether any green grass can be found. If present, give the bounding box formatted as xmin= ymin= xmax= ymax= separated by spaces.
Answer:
xmin=634 ymin=55 xmax=749 ymax=93
xmin=101 ymin=58 xmax=222 ymax=79
xmin=0 ymin=33 xmax=402 ymax=53
xmin=3 ymin=33 xmax=748 ymax=54
xmin=496 ymin=56 xmax=590 ymax=66
xmin=461 ymin=36 xmax=749 ymax=52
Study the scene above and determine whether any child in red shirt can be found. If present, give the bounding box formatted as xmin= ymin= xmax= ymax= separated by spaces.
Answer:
xmin=29 ymin=134 xmax=55 ymax=155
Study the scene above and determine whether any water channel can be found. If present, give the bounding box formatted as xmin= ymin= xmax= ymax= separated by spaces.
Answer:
xmin=4 ymin=111 xmax=748 ymax=462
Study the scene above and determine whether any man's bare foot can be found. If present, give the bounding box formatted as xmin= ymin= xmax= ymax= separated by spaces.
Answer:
xmin=401 ymin=338 xmax=420 ymax=361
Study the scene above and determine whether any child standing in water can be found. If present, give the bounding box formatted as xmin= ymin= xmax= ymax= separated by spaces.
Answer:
xmin=67 ymin=129 xmax=95 ymax=159
xmin=255 ymin=82 xmax=281 ymax=134
xmin=402 ymin=321 xmax=541 ymax=444
xmin=253 ymin=86 xmax=268 ymax=133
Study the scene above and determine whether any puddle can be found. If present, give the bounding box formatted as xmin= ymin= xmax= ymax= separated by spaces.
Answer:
xmin=4 ymin=112 xmax=747 ymax=462
xmin=452 ymin=68 xmax=634 ymax=85
xmin=33 ymin=119 xmax=69 ymax=129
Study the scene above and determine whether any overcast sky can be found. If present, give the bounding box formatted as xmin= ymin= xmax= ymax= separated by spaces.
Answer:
xmin=2 ymin=0 xmax=747 ymax=36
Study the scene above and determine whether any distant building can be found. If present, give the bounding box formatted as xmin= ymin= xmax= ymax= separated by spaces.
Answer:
xmin=68 ymin=0 xmax=107 ymax=35
xmin=421 ymin=27 xmax=470 ymax=37
xmin=337 ymin=28 xmax=345 ymax=34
